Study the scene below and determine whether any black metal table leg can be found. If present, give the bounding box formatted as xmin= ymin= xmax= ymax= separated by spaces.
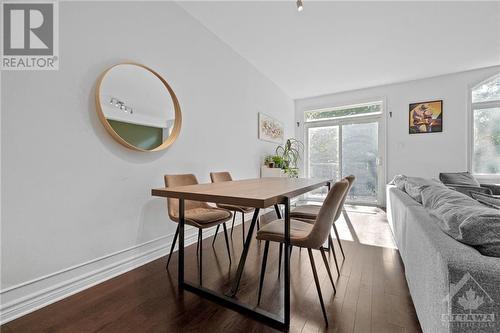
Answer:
xmin=228 ymin=208 xmax=260 ymax=297
xmin=175 ymin=203 xmax=286 ymax=330
xmin=183 ymin=282 xmax=285 ymax=330
xmin=199 ymin=229 xmax=203 ymax=286
xmin=178 ymin=199 xmax=185 ymax=288
xmin=283 ymin=197 xmax=291 ymax=328
xmin=274 ymin=204 xmax=282 ymax=219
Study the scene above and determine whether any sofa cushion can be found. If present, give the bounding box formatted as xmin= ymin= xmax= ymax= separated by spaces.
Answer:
xmin=422 ymin=185 xmax=479 ymax=209
xmin=471 ymin=191 xmax=500 ymax=209
xmin=422 ymin=186 xmax=500 ymax=257
xmin=481 ymin=183 xmax=500 ymax=195
xmin=404 ymin=177 xmax=444 ymax=203
xmin=439 ymin=171 xmax=481 ymax=186
xmin=447 ymin=184 xmax=492 ymax=197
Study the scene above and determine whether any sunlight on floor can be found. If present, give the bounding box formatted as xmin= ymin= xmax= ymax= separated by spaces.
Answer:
xmin=297 ymin=201 xmax=397 ymax=249
xmin=338 ymin=205 xmax=397 ymax=249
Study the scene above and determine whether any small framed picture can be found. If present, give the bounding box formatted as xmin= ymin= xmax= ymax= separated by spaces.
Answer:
xmin=409 ymin=100 xmax=443 ymax=134
xmin=258 ymin=112 xmax=284 ymax=143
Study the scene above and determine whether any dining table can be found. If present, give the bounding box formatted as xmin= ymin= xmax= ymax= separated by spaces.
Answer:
xmin=151 ymin=177 xmax=331 ymax=331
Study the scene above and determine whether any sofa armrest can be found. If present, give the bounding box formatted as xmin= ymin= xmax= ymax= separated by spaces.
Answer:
xmin=481 ymin=183 xmax=500 ymax=195
xmin=446 ymin=184 xmax=492 ymax=196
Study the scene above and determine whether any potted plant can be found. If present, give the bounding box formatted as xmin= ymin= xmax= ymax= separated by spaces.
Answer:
xmin=264 ymin=155 xmax=275 ymax=168
xmin=275 ymin=138 xmax=304 ymax=177
xmin=272 ymin=155 xmax=285 ymax=169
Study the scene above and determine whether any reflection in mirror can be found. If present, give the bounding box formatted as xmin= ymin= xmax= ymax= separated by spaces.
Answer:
xmin=96 ymin=63 xmax=181 ymax=151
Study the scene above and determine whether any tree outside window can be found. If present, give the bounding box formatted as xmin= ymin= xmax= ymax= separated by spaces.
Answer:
xmin=471 ymin=74 xmax=500 ymax=175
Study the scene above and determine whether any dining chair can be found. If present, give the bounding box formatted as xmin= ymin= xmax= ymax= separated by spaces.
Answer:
xmin=209 ymin=172 xmax=257 ymax=245
xmin=256 ymin=179 xmax=350 ymax=326
xmin=289 ymin=175 xmax=355 ymax=274
xmin=164 ymin=174 xmax=233 ymax=284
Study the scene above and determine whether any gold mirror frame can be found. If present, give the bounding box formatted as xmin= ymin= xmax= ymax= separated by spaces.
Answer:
xmin=95 ymin=62 xmax=182 ymax=152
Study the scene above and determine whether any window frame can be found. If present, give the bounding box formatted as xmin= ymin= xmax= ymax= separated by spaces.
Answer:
xmin=303 ymin=99 xmax=386 ymax=206
xmin=468 ymin=73 xmax=500 ymax=181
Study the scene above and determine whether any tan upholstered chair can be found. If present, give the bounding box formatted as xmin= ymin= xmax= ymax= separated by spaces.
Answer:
xmin=290 ymin=175 xmax=355 ymax=274
xmin=164 ymin=174 xmax=232 ymax=284
xmin=209 ymin=172 xmax=256 ymax=245
xmin=256 ymin=179 xmax=350 ymax=326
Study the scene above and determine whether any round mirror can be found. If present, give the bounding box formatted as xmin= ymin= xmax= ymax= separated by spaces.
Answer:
xmin=95 ymin=63 xmax=181 ymax=152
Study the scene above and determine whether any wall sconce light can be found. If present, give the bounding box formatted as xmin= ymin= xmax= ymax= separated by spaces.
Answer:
xmin=110 ymin=97 xmax=133 ymax=114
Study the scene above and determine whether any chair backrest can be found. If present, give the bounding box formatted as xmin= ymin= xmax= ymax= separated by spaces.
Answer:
xmin=164 ymin=174 xmax=209 ymax=219
xmin=333 ymin=175 xmax=355 ymax=222
xmin=305 ymin=179 xmax=349 ymax=249
xmin=210 ymin=171 xmax=233 ymax=183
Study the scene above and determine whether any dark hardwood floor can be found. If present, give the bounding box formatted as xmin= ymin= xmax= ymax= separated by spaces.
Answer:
xmin=3 ymin=206 xmax=422 ymax=333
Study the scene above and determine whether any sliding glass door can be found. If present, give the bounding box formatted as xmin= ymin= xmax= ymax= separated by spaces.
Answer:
xmin=307 ymin=126 xmax=340 ymax=199
xmin=342 ymin=121 xmax=379 ymax=203
xmin=305 ymin=102 xmax=383 ymax=205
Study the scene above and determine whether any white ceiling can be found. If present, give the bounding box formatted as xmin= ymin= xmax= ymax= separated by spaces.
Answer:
xmin=178 ymin=1 xmax=500 ymax=99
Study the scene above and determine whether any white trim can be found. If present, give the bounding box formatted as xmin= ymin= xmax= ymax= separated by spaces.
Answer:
xmin=1 ymin=234 xmax=169 ymax=294
xmin=0 ymin=217 xmax=245 ymax=325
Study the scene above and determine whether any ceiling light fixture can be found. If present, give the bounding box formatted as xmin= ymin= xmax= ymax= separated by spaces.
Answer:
xmin=297 ymin=0 xmax=303 ymax=12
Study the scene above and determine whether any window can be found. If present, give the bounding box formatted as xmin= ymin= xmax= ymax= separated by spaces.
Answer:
xmin=304 ymin=100 xmax=383 ymax=204
xmin=471 ymin=74 xmax=500 ymax=175
xmin=304 ymin=101 xmax=382 ymax=122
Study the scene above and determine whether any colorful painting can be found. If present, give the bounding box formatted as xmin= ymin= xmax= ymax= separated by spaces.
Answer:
xmin=409 ymin=100 xmax=443 ymax=134
xmin=258 ymin=112 xmax=284 ymax=143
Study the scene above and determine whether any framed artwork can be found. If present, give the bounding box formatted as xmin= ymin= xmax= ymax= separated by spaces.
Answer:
xmin=409 ymin=100 xmax=443 ymax=134
xmin=258 ymin=112 xmax=284 ymax=143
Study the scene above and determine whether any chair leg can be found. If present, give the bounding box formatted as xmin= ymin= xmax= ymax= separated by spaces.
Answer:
xmin=211 ymin=224 xmax=220 ymax=248
xmin=278 ymin=242 xmax=283 ymax=278
xmin=308 ymin=248 xmax=328 ymax=326
xmin=329 ymin=235 xmax=341 ymax=276
xmin=241 ymin=212 xmax=245 ymax=244
xmin=166 ymin=225 xmax=179 ymax=269
xmin=196 ymin=229 xmax=201 ymax=257
xmin=199 ymin=229 xmax=203 ymax=286
xmin=328 ymin=233 xmax=334 ymax=252
xmin=230 ymin=213 xmax=236 ymax=237
xmin=332 ymin=223 xmax=345 ymax=260
xmin=257 ymin=241 xmax=270 ymax=305
xmin=320 ymin=247 xmax=337 ymax=294
xmin=257 ymin=216 xmax=260 ymax=231
xmin=222 ymin=222 xmax=231 ymax=263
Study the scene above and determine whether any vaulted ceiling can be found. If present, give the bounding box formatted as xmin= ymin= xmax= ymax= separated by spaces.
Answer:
xmin=179 ymin=1 xmax=500 ymax=99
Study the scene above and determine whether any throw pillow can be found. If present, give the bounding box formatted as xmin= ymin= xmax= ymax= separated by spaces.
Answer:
xmin=404 ymin=177 xmax=444 ymax=203
xmin=439 ymin=172 xmax=481 ymax=186
xmin=389 ymin=174 xmax=407 ymax=191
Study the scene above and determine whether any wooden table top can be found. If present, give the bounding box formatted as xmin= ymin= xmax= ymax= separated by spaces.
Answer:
xmin=151 ymin=177 xmax=331 ymax=208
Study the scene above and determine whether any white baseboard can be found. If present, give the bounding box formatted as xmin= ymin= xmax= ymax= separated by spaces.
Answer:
xmin=0 ymin=217 xmax=245 ymax=325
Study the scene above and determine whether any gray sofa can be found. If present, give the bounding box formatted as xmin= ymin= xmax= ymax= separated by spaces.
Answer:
xmin=386 ymin=184 xmax=500 ymax=333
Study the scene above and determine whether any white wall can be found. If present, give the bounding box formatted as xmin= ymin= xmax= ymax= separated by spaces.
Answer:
xmin=0 ymin=2 xmax=294 ymax=322
xmin=295 ymin=66 xmax=500 ymax=200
